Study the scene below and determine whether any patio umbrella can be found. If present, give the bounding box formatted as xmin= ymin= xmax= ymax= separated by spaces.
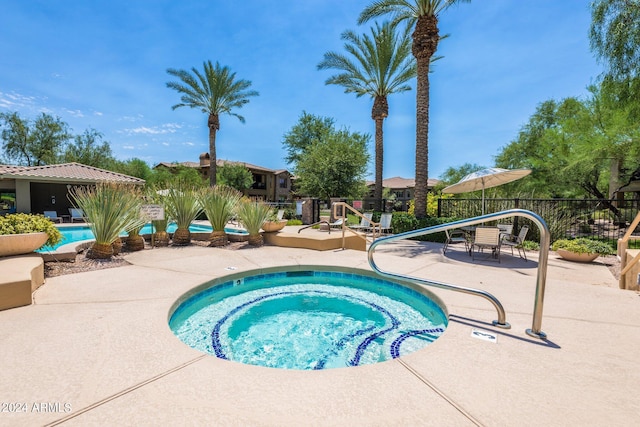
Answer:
xmin=442 ymin=168 xmax=531 ymax=214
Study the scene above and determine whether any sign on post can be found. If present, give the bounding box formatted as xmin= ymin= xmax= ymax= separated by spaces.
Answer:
xmin=141 ymin=204 xmax=165 ymax=221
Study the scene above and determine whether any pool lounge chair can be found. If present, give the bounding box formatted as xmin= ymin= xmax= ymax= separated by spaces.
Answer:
xmin=44 ymin=211 xmax=62 ymax=223
xmin=349 ymin=212 xmax=373 ymax=232
xmin=329 ymin=218 xmax=346 ymax=229
xmin=374 ymin=213 xmax=393 ymax=235
xmin=69 ymin=208 xmax=87 ymax=223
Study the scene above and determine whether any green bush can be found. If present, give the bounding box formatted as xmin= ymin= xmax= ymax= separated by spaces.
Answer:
xmin=0 ymin=213 xmax=62 ymax=247
xmin=551 ymin=238 xmax=615 ymax=255
xmin=390 ymin=213 xmax=460 ymax=243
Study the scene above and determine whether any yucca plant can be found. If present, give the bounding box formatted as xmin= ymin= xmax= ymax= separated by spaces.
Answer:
xmin=164 ymin=182 xmax=202 ymax=246
xmin=236 ymin=198 xmax=272 ymax=246
xmin=70 ymin=183 xmax=146 ymax=259
xmin=198 ymin=185 xmax=243 ymax=247
xmin=151 ymin=217 xmax=170 ymax=247
xmin=125 ymin=223 xmax=145 ymax=251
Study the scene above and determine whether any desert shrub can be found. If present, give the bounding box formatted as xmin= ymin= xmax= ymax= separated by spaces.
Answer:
xmin=0 ymin=213 xmax=62 ymax=247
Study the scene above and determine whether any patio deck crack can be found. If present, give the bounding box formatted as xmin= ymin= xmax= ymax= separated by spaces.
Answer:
xmin=43 ymin=355 xmax=208 ymax=426
xmin=396 ymin=357 xmax=485 ymax=427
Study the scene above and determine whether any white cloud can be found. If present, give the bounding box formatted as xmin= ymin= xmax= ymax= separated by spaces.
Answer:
xmin=64 ymin=109 xmax=85 ymax=118
xmin=162 ymin=142 xmax=170 ymax=146
xmin=121 ymin=123 xmax=182 ymax=136
xmin=122 ymin=145 xmax=135 ymax=150
xmin=93 ymin=111 xmax=103 ymax=116
xmin=0 ymin=91 xmax=37 ymax=110
xmin=183 ymin=142 xmax=195 ymax=147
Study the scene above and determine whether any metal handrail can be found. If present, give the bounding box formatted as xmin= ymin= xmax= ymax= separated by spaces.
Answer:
xmin=618 ymin=210 xmax=640 ymax=289
xmin=331 ymin=203 xmax=380 ymax=246
xmin=298 ymin=221 xmax=332 ymax=234
xmin=368 ymin=209 xmax=551 ymax=339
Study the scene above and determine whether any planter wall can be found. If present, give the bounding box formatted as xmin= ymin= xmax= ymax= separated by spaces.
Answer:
xmin=556 ymin=249 xmax=600 ymax=263
xmin=261 ymin=220 xmax=287 ymax=233
xmin=0 ymin=232 xmax=48 ymax=257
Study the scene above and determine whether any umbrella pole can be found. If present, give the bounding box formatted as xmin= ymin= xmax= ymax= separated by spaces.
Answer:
xmin=482 ymin=182 xmax=485 ymax=215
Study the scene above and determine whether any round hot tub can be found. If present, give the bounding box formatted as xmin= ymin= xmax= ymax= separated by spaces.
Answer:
xmin=169 ymin=267 xmax=448 ymax=370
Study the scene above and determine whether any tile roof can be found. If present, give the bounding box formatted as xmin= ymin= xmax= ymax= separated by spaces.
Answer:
xmin=155 ymin=159 xmax=277 ymax=173
xmin=0 ymin=162 xmax=145 ymax=184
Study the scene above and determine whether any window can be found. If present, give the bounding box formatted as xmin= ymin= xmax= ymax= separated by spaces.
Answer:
xmin=279 ymin=177 xmax=287 ymax=189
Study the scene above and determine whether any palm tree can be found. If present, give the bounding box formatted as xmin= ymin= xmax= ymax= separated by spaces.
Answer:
xmin=166 ymin=61 xmax=259 ymax=186
xmin=359 ymin=0 xmax=469 ymax=218
xmin=318 ymin=21 xmax=416 ymax=211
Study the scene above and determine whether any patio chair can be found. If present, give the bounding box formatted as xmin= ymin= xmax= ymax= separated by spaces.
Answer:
xmin=69 ymin=208 xmax=87 ymax=223
xmin=472 ymin=227 xmax=501 ymax=262
xmin=501 ymin=225 xmax=529 ymax=261
xmin=43 ymin=211 xmax=62 ymax=223
xmin=497 ymin=223 xmax=513 ymax=239
xmin=329 ymin=218 xmax=346 ymax=229
xmin=443 ymin=229 xmax=469 ymax=254
xmin=375 ymin=213 xmax=393 ymax=235
xmin=349 ymin=212 xmax=373 ymax=232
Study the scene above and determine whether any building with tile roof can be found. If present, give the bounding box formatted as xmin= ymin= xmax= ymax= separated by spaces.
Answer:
xmin=364 ymin=176 xmax=441 ymax=211
xmin=0 ymin=162 xmax=144 ymax=216
xmin=155 ymin=153 xmax=293 ymax=202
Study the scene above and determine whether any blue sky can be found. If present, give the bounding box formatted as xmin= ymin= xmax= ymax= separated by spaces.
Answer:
xmin=0 ymin=0 xmax=601 ymax=180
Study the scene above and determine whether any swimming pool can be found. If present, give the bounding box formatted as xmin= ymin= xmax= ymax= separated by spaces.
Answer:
xmin=169 ymin=267 xmax=448 ymax=370
xmin=39 ymin=223 xmax=246 ymax=251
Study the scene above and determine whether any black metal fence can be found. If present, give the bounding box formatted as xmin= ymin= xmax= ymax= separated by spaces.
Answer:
xmin=438 ymin=198 xmax=640 ymax=247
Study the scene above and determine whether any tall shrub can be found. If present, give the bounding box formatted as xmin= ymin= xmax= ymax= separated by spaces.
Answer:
xmin=236 ymin=199 xmax=272 ymax=246
xmin=70 ymin=183 xmax=145 ymax=259
xmin=164 ymin=182 xmax=202 ymax=246
xmin=198 ymin=185 xmax=242 ymax=247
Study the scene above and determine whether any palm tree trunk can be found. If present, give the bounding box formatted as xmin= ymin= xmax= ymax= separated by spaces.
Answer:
xmin=372 ymin=95 xmax=389 ymax=212
xmin=412 ymin=15 xmax=439 ymax=219
xmin=208 ymin=113 xmax=220 ymax=186
xmin=374 ymin=117 xmax=384 ymax=211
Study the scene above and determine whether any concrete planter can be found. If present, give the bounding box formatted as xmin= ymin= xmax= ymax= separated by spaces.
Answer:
xmin=261 ymin=220 xmax=287 ymax=233
xmin=556 ymin=249 xmax=600 ymax=263
xmin=0 ymin=232 xmax=48 ymax=257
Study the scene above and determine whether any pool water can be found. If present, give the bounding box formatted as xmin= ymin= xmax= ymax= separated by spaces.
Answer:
xmin=39 ymin=223 xmax=245 ymax=251
xmin=169 ymin=270 xmax=448 ymax=370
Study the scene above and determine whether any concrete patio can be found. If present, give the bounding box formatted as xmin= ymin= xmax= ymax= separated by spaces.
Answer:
xmin=1 ymin=235 xmax=639 ymax=426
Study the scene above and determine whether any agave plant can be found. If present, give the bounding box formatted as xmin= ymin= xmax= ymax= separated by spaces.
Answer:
xmin=164 ymin=182 xmax=202 ymax=246
xmin=236 ymin=198 xmax=272 ymax=246
xmin=70 ymin=183 xmax=146 ymax=259
xmin=198 ymin=185 xmax=243 ymax=247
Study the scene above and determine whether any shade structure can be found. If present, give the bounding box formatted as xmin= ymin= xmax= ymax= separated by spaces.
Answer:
xmin=442 ymin=168 xmax=531 ymax=214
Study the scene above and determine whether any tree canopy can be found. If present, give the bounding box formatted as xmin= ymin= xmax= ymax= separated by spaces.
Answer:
xmin=494 ymin=81 xmax=640 ymax=200
xmin=0 ymin=112 xmax=71 ymax=166
xmin=283 ymin=112 xmax=370 ymax=200
xmin=61 ymin=128 xmax=116 ymax=169
xmin=216 ymin=163 xmax=253 ymax=192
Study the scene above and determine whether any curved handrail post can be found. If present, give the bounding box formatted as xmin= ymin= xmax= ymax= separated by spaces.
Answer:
xmin=367 ymin=209 xmax=550 ymax=339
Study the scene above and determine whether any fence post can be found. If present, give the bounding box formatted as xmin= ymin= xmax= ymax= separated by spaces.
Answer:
xmin=437 ymin=198 xmax=442 ymax=217
xmin=513 ymin=198 xmax=520 ymax=231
